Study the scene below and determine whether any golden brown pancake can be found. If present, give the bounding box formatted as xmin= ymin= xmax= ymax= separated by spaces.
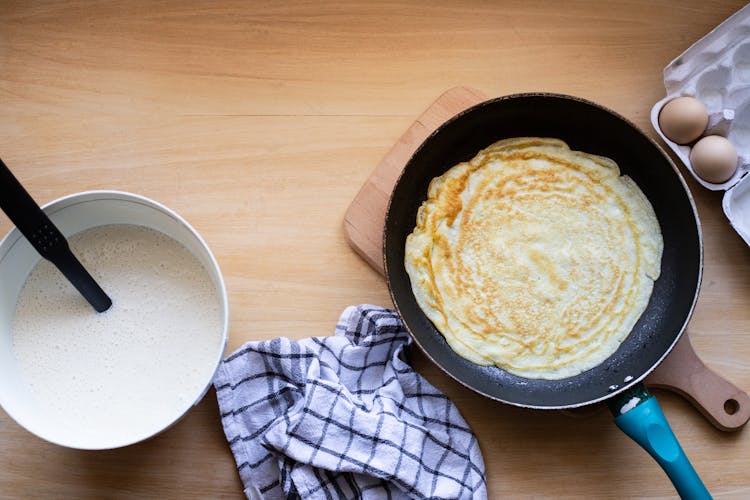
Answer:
xmin=404 ymin=137 xmax=663 ymax=379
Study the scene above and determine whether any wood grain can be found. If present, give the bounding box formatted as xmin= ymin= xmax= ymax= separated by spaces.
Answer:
xmin=1 ymin=1 xmax=749 ymax=498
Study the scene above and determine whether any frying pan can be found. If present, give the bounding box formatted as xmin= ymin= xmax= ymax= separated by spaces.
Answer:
xmin=384 ymin=93 xmax=709 ymax=497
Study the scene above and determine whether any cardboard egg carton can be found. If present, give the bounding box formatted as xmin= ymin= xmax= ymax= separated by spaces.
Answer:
xmin=650 ymin=4 xmax=750 ymax=245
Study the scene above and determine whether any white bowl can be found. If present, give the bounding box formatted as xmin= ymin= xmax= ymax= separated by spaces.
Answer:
xmin=0 ymin=191 xmax=229 ymax=449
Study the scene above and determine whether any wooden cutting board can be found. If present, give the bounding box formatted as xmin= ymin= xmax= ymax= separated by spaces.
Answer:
xmin=343 ymin=86 xmax=750 ymax=431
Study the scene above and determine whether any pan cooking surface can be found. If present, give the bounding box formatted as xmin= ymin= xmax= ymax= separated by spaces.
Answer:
xmin=384 ymin=94 xmax=702 ymax=408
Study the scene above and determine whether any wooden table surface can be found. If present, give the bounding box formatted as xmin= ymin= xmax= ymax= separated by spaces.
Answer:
xmin=2 ymin=1 xmax=749 ymax=498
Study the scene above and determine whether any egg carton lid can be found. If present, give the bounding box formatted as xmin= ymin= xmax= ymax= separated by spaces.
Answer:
xmin=662 ymin=4 xmax=750 ymax=95
xmin=650 ymin=4 xmax=750 ymax=247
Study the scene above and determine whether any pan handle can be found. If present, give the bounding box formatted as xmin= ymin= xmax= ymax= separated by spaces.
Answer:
xmin=610 ymin=384 xmax=711 ymax=500
xmin=645 ymin=333 xmax=750 ymax=432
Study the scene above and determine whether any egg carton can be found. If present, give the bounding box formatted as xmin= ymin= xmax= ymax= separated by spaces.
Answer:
xmin=650 ymin=4 xmax=750 ymax=245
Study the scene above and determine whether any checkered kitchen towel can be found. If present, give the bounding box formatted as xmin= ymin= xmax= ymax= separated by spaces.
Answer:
xmin=213 ymin=305 xmax=487 ymax=499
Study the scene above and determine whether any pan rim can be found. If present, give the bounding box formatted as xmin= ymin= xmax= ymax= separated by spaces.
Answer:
xmin=383 ymin=92 xmax=704 ymax=410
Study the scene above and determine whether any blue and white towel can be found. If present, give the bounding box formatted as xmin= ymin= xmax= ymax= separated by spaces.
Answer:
xmin=213 ymin=304 xmax=487 ymax=499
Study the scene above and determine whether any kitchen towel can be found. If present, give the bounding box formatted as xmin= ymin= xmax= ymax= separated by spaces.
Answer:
xmin=213 ymin=304 xmax=487 ymax=500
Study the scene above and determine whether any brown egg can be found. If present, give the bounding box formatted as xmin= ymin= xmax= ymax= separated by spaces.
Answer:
xmin=689 ymin=135 xmax=738 ymax=184
xmin=658 ymin=96 xmax=708 ymax=144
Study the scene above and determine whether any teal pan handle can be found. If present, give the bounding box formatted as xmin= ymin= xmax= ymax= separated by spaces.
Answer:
xmin=613 ymin=390 xmax=711 ymax=500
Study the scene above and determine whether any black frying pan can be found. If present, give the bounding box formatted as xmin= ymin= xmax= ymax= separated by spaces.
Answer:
xmin=383 ymin=94 xmax=709 ymax=497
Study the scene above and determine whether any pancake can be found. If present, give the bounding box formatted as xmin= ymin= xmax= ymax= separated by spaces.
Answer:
xmin=404 ymin=137 xmax=663 ymax=380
